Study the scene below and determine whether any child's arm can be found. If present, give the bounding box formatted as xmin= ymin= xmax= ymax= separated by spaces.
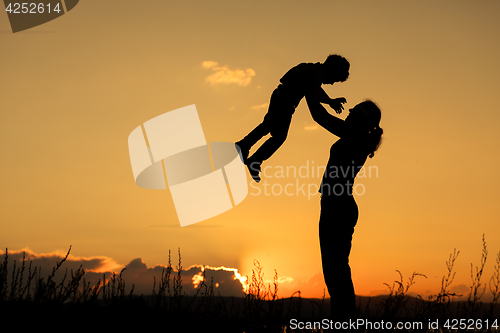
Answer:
xmin=328 ymin=97 xmax=347 ymax=114
xmin=305 ymin=93 xmax=361 ymax=138
xmin=306 ymin=93 xmax=347 ymax=137
xmin=311 ymin=86 xmax=332 ymax=103
xmin=309 ymin=86 xmax=346 ymax=114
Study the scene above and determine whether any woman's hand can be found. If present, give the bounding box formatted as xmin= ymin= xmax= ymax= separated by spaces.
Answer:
xmin=307 ymin=95 xmax=363 ymax=138
xmin=307 ymin=94 xmax=346 ymax=137
xmin=329 ymin=97 xmax=347 ymax=114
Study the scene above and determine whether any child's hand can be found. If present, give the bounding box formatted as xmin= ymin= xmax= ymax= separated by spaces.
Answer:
xmin=329 ymin=97 xmax=347 ymax=114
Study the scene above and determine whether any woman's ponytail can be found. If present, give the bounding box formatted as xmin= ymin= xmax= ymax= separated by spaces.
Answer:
xmin=357 ymin=100 xmax=383 ymax=158
xmin=368 ymin=126 xmax=383 ymax=158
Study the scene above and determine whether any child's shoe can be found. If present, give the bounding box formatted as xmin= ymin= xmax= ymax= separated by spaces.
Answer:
xmin=247 ymin=161 xmax=262 ymax=183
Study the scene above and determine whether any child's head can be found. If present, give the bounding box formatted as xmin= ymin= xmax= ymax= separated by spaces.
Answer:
xmin=322 ymin=54 xmax=350 ymax=84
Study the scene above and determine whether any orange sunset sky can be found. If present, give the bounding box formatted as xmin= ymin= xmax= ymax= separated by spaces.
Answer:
xmin=1 ymin=0 xmax=500 ymax=299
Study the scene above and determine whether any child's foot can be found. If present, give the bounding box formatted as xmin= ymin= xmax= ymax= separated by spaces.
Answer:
xmin=235 ymin=142 xmax=249 ymax=164
xmin=247 ymin=161 xmax=262 ymax=183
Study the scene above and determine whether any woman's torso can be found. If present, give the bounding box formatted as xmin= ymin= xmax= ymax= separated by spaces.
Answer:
xmin=319 ymin=136 xmax=369 ymax=197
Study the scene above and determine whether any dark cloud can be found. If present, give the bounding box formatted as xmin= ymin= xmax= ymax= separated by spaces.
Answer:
xmin=1 ymin=248 xmax=120 ymax=278
xmin=101 ymin=260 xmax=247 ymax=296
xmin=450 ymin=283 xmax=469 ymax=295
xmin=1 ymin=248 xmax=247 ymax=297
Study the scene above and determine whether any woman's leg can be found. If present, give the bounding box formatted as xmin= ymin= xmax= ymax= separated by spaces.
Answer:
xmin=319 ymin=195 xmax=359 ymax=321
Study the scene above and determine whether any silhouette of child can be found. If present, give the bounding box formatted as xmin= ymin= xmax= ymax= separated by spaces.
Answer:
xmin=235 ymin=54 xmax=350 ymax=182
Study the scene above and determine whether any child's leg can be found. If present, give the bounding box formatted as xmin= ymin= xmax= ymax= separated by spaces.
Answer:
xmin=236 ymin=86 xmax=291 ymax=156
xmin=246 ymin=113 xmax=292 ymax=164
xmin=236 ymin=122 xmax=270 ymax=152
xmin=236 ymin=122 xmax=270 ymax=164
xmin=240 ymin=87 xmax=293 ymax=182
xmin=245 ymin=114 xmax=291 ymax=183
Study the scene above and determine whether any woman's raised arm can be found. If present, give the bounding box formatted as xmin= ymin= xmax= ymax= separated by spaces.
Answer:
xmin=306 ymin=93 xmax=349 ymax=137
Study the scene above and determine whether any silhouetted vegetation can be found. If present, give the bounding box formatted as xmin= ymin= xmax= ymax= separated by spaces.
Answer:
xmin=1 ymin=235 xmax=499 ymax=332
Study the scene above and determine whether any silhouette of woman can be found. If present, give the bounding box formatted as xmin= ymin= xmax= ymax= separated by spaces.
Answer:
xmin=305 ymin=94 xmax=383 ymax=321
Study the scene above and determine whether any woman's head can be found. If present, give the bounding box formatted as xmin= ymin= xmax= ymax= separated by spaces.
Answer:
xmin=347 ymin=100 xmax=383 ymax=158
xmin=347 ymin=101 xmax=380 ymax=128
